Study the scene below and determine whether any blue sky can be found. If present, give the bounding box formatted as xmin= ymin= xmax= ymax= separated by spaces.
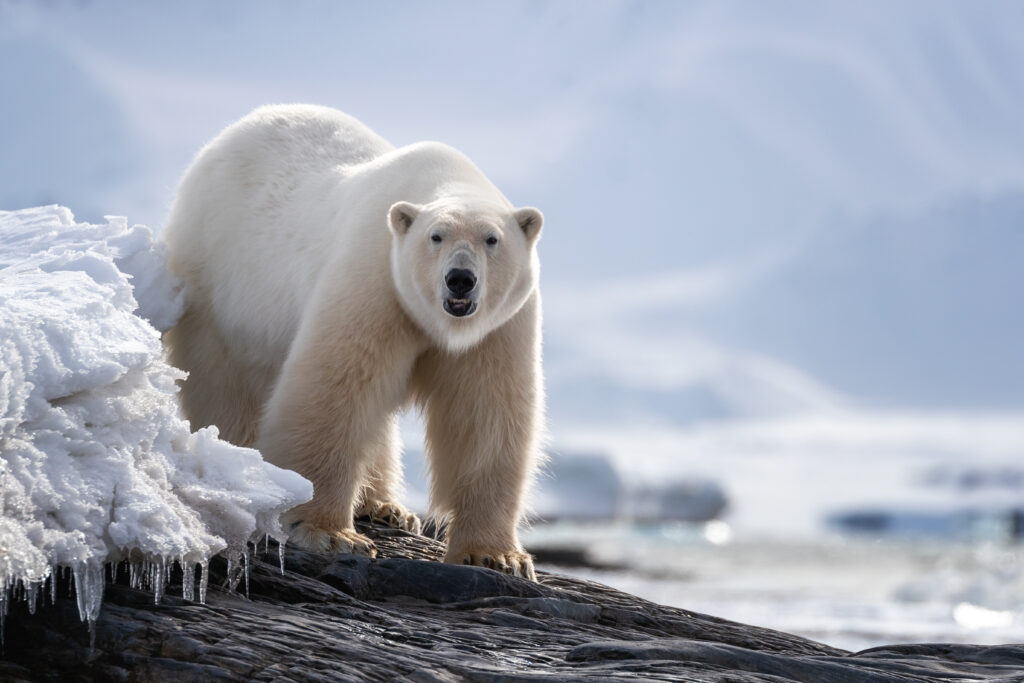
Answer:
xmin=3 ymin=0 xmax=1024 ymax=418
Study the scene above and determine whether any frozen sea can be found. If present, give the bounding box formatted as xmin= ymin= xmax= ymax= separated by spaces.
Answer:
xmin=522 ymin=522 xmax=1024 ymax=652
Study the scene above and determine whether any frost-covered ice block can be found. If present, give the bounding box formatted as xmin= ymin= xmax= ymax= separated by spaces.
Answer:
xmin=0 ymin=206 xmax=184 ymax=332
xmin=0 ymin=205 xmax=312 ymax=635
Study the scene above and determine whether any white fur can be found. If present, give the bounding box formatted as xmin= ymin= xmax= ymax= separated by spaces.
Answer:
xmin=163 ymin=105 xmax=544 ymax=578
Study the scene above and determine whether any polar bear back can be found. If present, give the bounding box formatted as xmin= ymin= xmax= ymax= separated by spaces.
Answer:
xmin=164 ymin=105 xmax=397 ymax=363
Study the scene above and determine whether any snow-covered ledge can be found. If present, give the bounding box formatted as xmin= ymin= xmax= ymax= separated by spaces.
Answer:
xmin=0 ymin=206 xmax=312 ymax=636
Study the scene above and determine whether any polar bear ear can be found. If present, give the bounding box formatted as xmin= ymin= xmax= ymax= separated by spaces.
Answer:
xmin=388 ymin=202 xmax=421 ymax=236
xmin=514 ymin=207 xmax=543 ymax=244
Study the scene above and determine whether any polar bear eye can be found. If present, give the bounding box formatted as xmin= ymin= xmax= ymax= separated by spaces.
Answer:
xmin=430 ymin=234 xmax=442 ymax=243
xmin=485 ymin=236 xmax=499 ymax=246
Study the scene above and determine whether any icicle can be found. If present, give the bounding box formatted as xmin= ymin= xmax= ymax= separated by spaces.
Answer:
xmin=71 ymin=563 xmax=105 ymax=648
xmin=25 ymin=580 xmax=39 ymax=615
xmin=71 ymin=569 xmax=81 ymax=615
xmin=50 ymin=569 xmax=56 ymax=605
xmin=265 ymin=533 xmax=270 ymax=555
xmin=225 ymin=553 xmax=235 ymax=592
xmin=152 ymin=557 xmax=165 ymax=605
xmin=242 ymin=549 xmax=251 ymax=600
xmin=199 ymin=560 xmax=209 ymax=604
xmin=181 ymin=561 xmax=195 ymax=602
xmin=224 ymin=546 xmax=248 ymax=594
xmin=278 ymin=538 xmax=286 ymax=575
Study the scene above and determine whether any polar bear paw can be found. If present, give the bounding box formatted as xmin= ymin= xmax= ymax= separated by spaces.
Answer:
xmin=288 ymin=521 xmax=377 ymax=557
xmin=448 ymin=549 xmax=536 ymax=581
xmin=355 ymin=499 xmax=423 ymax=535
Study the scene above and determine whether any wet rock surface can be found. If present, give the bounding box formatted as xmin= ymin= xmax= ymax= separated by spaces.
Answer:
xmin=3 ymin=522 xmax=1023 ymax=682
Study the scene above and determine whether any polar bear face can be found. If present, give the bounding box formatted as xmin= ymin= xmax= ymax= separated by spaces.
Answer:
xmin=388 ymin=198 xmax=542 ymax=352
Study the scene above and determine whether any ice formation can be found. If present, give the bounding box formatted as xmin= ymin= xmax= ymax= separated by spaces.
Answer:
xmin=0 ymin=206 xmax=313 ymax=636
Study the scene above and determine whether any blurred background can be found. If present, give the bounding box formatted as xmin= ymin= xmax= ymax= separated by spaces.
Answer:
xmin=3 ymin=0 xmax=1023 ymax=650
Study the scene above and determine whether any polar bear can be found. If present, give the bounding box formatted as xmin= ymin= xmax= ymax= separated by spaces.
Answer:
xmin=162 ymin=105 xmax=543 ymax=579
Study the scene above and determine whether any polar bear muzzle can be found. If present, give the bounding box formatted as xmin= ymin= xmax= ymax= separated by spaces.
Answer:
xmin=443 ymin=267 xmax=478 ymax=317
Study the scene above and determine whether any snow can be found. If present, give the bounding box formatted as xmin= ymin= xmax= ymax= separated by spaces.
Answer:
xmin=0 ymin=205 xmax=313 ymax=633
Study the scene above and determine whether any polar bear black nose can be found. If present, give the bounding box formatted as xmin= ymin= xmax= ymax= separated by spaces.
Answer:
xmin=445 ymin=268 xmax=477 ymax=296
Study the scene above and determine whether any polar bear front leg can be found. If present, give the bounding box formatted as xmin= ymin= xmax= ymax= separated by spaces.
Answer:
xmin=258 ymin=301 xmax=420 ymax=556
xmin=417 ymin=296 xmax=543 ymax=580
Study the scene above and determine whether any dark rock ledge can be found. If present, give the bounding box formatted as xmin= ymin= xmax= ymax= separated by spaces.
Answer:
xmin=3 ymin=523 xmax=1023 ymax=682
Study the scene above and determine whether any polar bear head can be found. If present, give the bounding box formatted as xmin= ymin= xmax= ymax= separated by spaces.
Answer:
xmin=388 ymin=196 xmax=543 ymax=351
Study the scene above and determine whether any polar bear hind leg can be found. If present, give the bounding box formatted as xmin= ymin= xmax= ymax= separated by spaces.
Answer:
xmin=165 ymin=303 xmax=267 ymax=448
xmin=354 ymin=414 xmax=423 ymax=533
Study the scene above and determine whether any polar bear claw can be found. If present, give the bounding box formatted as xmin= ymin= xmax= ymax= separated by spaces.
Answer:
xmin=288 ymin=521 xmax=377 ymax=557
xmin=451 ymin=549 xmax=536 ymax=581
xmin=356 ymin=500 xmax=423 ymax=535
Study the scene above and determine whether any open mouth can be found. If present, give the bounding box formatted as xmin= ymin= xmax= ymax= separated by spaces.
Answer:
xmin=443 ymin=298 xmax=478 ymax=318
